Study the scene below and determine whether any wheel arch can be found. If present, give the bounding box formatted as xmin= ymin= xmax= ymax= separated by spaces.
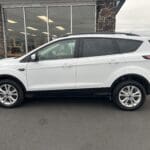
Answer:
xmin=0 ymin=75 xmax=26 ymax=92
xmin=111 ymin=74 xmax=150 ymax=94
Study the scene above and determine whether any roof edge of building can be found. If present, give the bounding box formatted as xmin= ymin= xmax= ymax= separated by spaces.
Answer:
xmin=116 ymin=0 xmax=126 ymax=14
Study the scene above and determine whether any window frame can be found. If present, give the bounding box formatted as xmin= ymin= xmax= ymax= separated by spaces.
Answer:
xmin=21 ymin=38 xmax=80 ymax=62
xmin=115 ymin=38 xmax=143 ymax=54
xmin=79 ymin=37 xmax=120 ymax=58
xmin=2 ymin=4 xmax=96 ymax=58
xmin=79 ymin=37 xmax=143 ymax=58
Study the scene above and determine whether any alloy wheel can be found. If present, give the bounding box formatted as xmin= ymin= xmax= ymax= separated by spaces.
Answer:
xmin=0 ymin=84 xmax=18 ymax=106
xmin=118 ymin=85 xmax=142 ymax=108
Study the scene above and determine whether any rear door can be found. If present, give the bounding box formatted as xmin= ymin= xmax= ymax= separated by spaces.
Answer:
xmin=76 ymin=37 xmax=122 ymax=89
xmin=26 ymin=39 xmax=78 ymax=91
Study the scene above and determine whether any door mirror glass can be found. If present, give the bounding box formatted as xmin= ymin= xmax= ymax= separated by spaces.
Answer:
xmin=30 ymin=53 xmax=38 ymax=61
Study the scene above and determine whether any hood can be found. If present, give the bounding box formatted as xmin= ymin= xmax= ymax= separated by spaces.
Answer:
xmin=0 ymin=57 xmax=19 ymax=66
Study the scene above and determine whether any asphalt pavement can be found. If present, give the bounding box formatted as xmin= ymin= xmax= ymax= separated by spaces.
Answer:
xmin=0 ymin=96 xmax=150 ymax=150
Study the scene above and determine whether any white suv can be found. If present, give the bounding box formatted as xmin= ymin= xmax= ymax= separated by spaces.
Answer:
xmin=0 ymin=33 xmax=150 ymax=110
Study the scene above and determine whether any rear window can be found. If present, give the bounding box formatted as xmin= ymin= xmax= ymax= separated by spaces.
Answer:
xmin=116 ymin=39 xmax=142 ymax=53
xmin=82 ymin=38 xmax=119 ymax=57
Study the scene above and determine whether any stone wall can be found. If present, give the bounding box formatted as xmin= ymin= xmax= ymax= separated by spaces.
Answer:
xmin=96 ymin=0 xmax=117 ymax=32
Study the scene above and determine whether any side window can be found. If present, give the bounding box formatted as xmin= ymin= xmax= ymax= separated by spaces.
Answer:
xmin=82 ymin=38 xmax=119 ymax=57
xmin=116 ymin=39 xmax=142 ymax=53
xmin=37 ymin=39 xmax=76 ymax=61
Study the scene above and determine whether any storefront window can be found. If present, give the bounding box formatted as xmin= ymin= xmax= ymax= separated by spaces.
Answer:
xmin=25 ymin=7 xmax=48 ymax=51
xmin=4 ymin=8 xmax=25 ymax=57
xmin=72 ymin=5 xmax=95 ymax=33
xmin=3 ymin=5 xmax=96 ymax=57
xmin=48 ymin=6 xmax=71 ymax=40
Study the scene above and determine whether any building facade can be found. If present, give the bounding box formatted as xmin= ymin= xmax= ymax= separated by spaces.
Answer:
xmin=0 ymin=0 xmax=125 ymax=58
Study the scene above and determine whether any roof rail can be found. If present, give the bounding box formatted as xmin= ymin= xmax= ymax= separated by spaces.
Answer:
xmin=114 ymin=32 xmax=140 ymax=36
xmin=63 ymin=32 xmax=140 ymax=37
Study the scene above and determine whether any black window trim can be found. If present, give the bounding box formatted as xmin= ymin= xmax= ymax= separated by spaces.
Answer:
xmin=78 ymin=37 xmax=143 ymax=58
xmin=20 ymin=37 xmax=143 ymax=62
xmin=115 ymin=38 xmax=143 ymax=54
xmin=79 ymin=37 xmax=119 ymax=58
xmin=20 ymin=38 xmax=80 ymax=63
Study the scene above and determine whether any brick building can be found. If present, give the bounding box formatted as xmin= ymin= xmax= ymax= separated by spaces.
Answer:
xmin=0 ymin=0 xmax=125 ymax=58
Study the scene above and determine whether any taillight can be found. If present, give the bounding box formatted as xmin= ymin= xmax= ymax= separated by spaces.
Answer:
xmin=143 ymin=55 xmax=150 ymax=59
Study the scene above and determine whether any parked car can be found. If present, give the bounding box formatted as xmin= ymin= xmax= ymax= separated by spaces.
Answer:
xmin=0 ymin=33 xmax=150 ymax=110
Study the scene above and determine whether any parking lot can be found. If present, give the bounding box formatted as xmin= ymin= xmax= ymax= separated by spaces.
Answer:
xmin=0 ymin=96 xmax=150 ymax=150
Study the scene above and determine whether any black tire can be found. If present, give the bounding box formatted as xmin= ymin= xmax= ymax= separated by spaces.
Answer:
xmin=0 ymin=79 xmax=24 ymax=108
xmin=112 ymin=80 xmax=146 ymax=111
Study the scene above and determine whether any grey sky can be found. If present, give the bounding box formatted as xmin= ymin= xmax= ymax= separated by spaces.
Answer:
xmin=116 ymin=0 xmax=150 ymax=36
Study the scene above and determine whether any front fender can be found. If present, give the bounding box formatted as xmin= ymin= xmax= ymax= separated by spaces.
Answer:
xmin=0 ymin=68 xmax=27 ymax=90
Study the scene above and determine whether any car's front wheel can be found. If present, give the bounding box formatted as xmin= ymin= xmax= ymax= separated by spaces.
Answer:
xmin=0 ymin=79 xmax=24 ymax=108
xmin=112 ymin=80 xmax=146 ymax=110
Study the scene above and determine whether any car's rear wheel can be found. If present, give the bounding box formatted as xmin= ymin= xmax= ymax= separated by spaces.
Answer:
xmin=112 ymin=80 xmax=146 ymax=110
xmin=0 ymin=79 xmax=24 ymax=108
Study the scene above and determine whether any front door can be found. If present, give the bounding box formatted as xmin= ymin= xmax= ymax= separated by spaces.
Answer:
xmin=26 ymin=39 xmax=77 ymax=91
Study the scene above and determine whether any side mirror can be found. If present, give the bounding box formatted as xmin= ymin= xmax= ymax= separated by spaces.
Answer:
xmin=30 ymin=53 xmax=38 ymax=62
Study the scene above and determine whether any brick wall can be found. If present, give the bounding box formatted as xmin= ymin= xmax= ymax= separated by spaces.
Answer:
xmin=96 ymin=0 xmax=117 ymax=32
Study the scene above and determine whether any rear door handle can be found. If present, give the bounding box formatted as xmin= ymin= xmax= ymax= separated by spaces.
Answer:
xmin=63 ymin=63 xmax=73 ymax=68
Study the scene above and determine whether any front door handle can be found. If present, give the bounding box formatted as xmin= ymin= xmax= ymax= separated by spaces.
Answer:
xmin=18 ymin=68 xmax=25 ymax=71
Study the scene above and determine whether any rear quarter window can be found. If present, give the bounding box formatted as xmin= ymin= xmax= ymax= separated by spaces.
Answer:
xmin=116 ymin=39 xmax=143 ymax=53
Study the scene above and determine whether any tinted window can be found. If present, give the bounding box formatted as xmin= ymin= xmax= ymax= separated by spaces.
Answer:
xmin=82 ymin=38 xmax=119 ymax=57
xmin=116 ymin=39 xmax=142 ymax=53
xmin=37 ymin=39 xmax=76 ymax=61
